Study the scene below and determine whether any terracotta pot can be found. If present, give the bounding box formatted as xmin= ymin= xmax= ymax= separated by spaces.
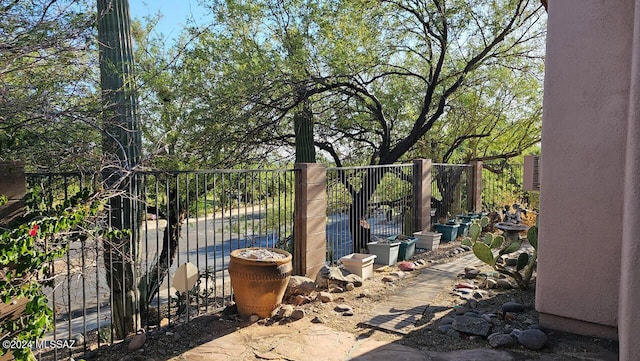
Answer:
xmin=228 ymin=248 xmax=292 ymax=318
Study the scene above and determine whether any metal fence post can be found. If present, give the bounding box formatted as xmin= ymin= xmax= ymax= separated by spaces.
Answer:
xmin=294 ymin=163 xmax=327 ymax=279
xmin=413 ymin=159 xmax=432 ymax=232
xmin=468 ymin=160 xmax=483 ymax=213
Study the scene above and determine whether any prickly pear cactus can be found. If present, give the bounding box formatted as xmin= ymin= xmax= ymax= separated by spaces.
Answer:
xmin=462 ymin=215 xmax=539 ymax=290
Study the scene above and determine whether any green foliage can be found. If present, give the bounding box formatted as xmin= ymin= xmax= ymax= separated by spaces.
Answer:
xmin=127 ymin=0 xmax=546 ymax=170
xmin=462 ymin=216 xmax=538 ymax=289
xmin=0 ymin=0 xmax=100 ymax=170
xmin=0 ymin=190 xmax=101 ymax=360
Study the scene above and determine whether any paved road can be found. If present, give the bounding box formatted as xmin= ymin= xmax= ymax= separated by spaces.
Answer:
xmin=45 ymin=209 xmax=405 ymax=340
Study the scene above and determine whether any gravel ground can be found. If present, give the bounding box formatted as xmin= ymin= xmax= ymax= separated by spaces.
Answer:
xmin=38 ymin=241 xmax=618 ymax=361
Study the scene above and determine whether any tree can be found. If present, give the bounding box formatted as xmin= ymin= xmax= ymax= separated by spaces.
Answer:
xmin=97 ymin=0 xmax=143 ymax=339
xmin=184 ymin=0 xmax=545 ymax=251
xmin=122 ymin=0 xmax=545 ymax=251
xmin=0 ymin=0 xmax=99 ymax=170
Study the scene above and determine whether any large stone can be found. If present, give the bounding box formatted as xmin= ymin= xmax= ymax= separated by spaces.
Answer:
xmin=496 ymin=279 xmax=513 ymax=289
xmin=488 ymin=332 xmax=515 ymax=348
xmin=277 ymin=305 xmax=294 ymax=318
xmin=464 ymin=267 xmax=481 ymax=279
xmin=316 ymin=266 xmax=363 ymax=288
xmin=517 ymin=329 xmax=548 ymax=350
xmin=452 ymin=316 xmax=492 ymax=337
xmin=317 ymin=292 xmax=333 ymax=303
xmin=501 ymin=301 xmax=527 ymax=313
xmin=127 ymin=332 xmax=146 ymax=351
xmin=286 ymin=276 xmax=317 ymax=296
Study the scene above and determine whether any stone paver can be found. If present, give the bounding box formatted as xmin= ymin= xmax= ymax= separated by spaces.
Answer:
xmin=169 ymin=321 xmax=356 ymax=361
xmin=364 ymin=267 xmax=457 ymax=334
xmin=363 ymin=250 xmax=482 ymax=334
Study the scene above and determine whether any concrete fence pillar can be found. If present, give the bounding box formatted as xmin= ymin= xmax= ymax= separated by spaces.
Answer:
xmin=293 ymin=163 xmax=327 ymax=280
xmin=0 ymin=161 xmax=26 ymax=201
xmin=467 ymin=160 xmax=483 ymax=213
xmin=413 ymin=159 xmax=432 ymax=232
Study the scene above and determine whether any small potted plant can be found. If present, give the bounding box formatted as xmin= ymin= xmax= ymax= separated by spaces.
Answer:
xmin=434 ymin=220 xmax=460 ymax=241
xmin=413 ymin=230 xmax=442 ymax=250
xmin=367 ymin=238 xmax=401 ymax=266
xmin=390 ymin=235 xmax=417 ymax=261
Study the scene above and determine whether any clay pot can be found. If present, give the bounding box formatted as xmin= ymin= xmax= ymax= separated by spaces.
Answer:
xmin=228 ymin=248 xmax=292 ymax=318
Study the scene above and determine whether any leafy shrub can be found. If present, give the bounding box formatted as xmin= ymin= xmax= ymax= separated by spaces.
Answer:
xmin=0 ymin=190 xmax=101 ymax=360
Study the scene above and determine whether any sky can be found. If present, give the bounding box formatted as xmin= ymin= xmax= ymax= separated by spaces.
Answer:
xmin=128 ymin=0 xmax=208 ymax=43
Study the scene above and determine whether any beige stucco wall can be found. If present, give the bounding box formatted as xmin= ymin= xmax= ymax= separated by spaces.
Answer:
xmin=537 ymin=1 xmax=640 ymax=358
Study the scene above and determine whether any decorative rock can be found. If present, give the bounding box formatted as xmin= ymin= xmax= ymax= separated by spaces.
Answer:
xmin=342 ymin=310 xmax=354 ymax=317
xmin=398 ymin=261 xmax=415 ymax=271
xmin=345 ymin=283 xmax=355 ymax=291
xmin=291 ymin=309 xmax=305 ymax=320
xmin=466 ymin=298 xmax=479 ymax=309
xmin=278 ymin=305 xmax=294 ymax=318
xmin=311 ymin=316 xmax=324 ymax=324
xmin=159 ymin=318 xmax=169 ymax=328
xmin=460 ymin=245 xmax=472 ymax=252
xmin=329 ymin=286 xmax=344 ymax=293
xmin=390 ymin=271 xmax=405 ymax=278
xmin=72 ymin=333 xmax=84 ymax=346
xmin=294 ymin=294 xmax=310 ymax=306
xmin=249 ymin=314 xmax=260 ymax=322
xmin=483 ymin=278 xmax=499 ymax=289
xmin=464 ymin=267 xmax=480 ymax=279
xmin=317 ymin=292 xmax=333 ymax=303
xmin=509 ymin=328 xmax=522 ymax=338
xmin=456 ymin=282 xmax=476 ymax=289
xmin=415 ymin=259 xmax=427 ymax=266
xmin=488 ymin=332 xmax=516 ymax=348
xmin=446 ymin=328 xmax=461 ymax=338
xmin=452 ymin=316 xmax=492 ymax=337
xmin=517 ymin=329 xmax=548 ymax=350
xmin=496 ymin=279 xmax=513 ymax=289
xmin=455 ymin=289 xmax=473 ymax=299
xmin=472 ymin=291 xmax=486 ymax=299
xmin=454 ymin=306 xmax=471 ymax=315
xmin=286 ymin=276 xmax=317 ymax=296
xmin=440 ymin=316 xmax=455 ymax=325
xmin=315 ymin=266 xmax=363 ymax=288
xmin=334 ymin=304 xmax=353 ymax=313
xmin=438 ymin=324 xmax=452 ymax=334
xmin=127 ymin=331 xmax=146 ymax=351
xmin=502 ymin=301 xmax=527 ymax=313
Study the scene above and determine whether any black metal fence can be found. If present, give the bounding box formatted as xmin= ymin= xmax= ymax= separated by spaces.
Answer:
xmin=481 ymin=163 xmax=533 ymax=212
xmin=20 ymin=161 xmax=485 ymax=359
xmin=325 ymin=164 xmax=414 ymax=263
xmin=26 ymin=168 xmax=297 ymax=359
xmin=431 ymin=163 xmax=472 ymax=223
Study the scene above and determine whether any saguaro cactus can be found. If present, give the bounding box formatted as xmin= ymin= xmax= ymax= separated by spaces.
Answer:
xmin=97 ymin=0 xmax=142 ymax=339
